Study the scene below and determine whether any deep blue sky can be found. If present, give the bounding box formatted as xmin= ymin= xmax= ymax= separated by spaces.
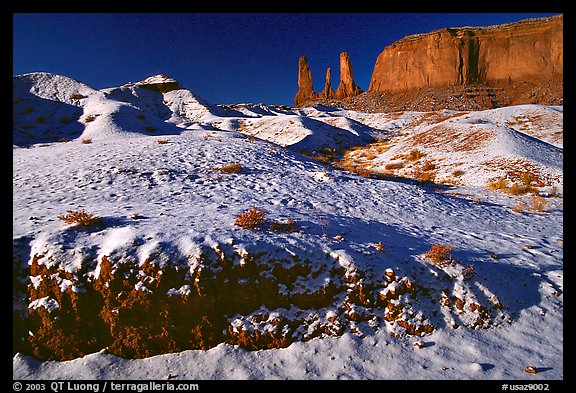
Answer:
xmin=13 ymin=13 xmax=560 ymax=106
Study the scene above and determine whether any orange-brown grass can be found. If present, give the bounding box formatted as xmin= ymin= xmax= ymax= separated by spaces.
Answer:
xmin=234 ymin=207 xmax=267 ymax=229
xmin=384 ymin=161 xmax=404 ymax=170
xmin=486 ymin=177 xmax=508 ymax=191
xmin=513 ymin=196 xmax=549 ymax=213
xmin=69 ymin=93 xmax=86 ymax=100
xmin=405 ymin=149 xmax=426 ymax=162
xmin=424 ymin=243 xmax=453 ymax=265
xmin=420 ymin=160 xmax=436 ymax=171
xmin=414 ymin=168 xmax=436 ymax=184
xmin=57 ymin=209 xmax=102 ymax=227
xmin=220 ymin=163 xmax=242 ymax=173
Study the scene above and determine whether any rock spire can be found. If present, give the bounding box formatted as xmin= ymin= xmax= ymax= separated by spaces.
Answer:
xmin=293 ymin=52 xmax=362 ymax=107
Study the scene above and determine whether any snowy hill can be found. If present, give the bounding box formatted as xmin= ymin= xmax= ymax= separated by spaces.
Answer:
xmin=13 ymin=73 xmax=563 ymax=380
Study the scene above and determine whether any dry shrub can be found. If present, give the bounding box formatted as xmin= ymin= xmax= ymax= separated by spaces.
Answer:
xmin=156 ymin=139 xmax=170 ymax=145
xmin=508 ymin=183 xmax=531 ymax=195
xmin=385 ymin=161 xmax=404 ymax=170
xmin=513 ymin=196 xmax=548 ymax=213
xmin=421 ymin=160 xmax=436 ymax=171
xmin=487 ymin=177 xmax=508 ymax=191
xmin=405 ymin=149 xmax=426 ymax=162
xmin=424 ymin=243 xmax=453 ymax=265
xmin=84 ymin=115 xmax=96 ymax=123
xmin=374 ymin=242 xmax=385 ymax=252
xmin=235 ymin=207 xmax=267 ymax=229
xmin=57 ymin=209 xmax=102 ymax=227
xmin=351 ymin=167 xmax=372 ymax=178
xmin=220 ymin=163 xmax=242 ymax=174
xmin=452 ymin=169 xmax=465 ymax=177
xmin=530 ymin=196 xmax=548 ymax=212
xmin=81 ymin=138 xmax=92 ymax=144
xmin=69 ymin=93 xmax=86 ymax=100
xmin=414 ymin=168 xmax=435 ymax=183
xmin=270 ymin=218 xmax=298 ymax=232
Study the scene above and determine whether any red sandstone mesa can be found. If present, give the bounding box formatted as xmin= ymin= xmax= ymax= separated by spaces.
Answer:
xmin=368 ymin=15 xmax=563 ymax=94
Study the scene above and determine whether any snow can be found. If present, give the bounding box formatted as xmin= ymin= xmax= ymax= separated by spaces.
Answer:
xmin=28 ymin=297 xmax=59 ymax=313
xmin=12 ymin=73 xmax=563 ymax=380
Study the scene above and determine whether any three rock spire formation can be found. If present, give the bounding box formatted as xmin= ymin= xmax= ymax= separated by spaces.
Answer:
xmin=294 ymin=52 xmax=363 ymax=106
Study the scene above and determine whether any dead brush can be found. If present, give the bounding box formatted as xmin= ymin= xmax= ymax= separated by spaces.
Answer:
xmin=234 ymin=206 xmax=267 ymax=229
xmin=57 ymin=209 xmax=102 ymax=227
xmin=270 ymin=218 xmax=298 ymax=232
xmin=424 ymin=243 xmax=453 ymax=265
xmin=220 ymin=163 xmax=242 ymax=174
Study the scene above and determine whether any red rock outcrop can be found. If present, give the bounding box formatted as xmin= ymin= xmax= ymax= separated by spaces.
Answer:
xmin=294 ymin=52 xmax=363 ymax=106
xmin=335 ymin=52 xmax=363 ymax=99
xmin=135 ymin=74 xmax=181 ymax=93
xmin=369 ymin=15 xmax=563 ymax=94
xmin=294 ymin=56 xmax=317 ymax=106
xmin=319 ymin=68 xmax=335 ymax=99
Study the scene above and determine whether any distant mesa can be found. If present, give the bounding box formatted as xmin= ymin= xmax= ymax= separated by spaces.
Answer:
xmin=294 ymin=52 xmax=363 ymax=107
xmin=135 ymin=74 xmax=181 ymax=93
xmin=294 ymin=14 xmax=562 ymax=111
xmin=368 ymin=14 xmax=563 ymax=94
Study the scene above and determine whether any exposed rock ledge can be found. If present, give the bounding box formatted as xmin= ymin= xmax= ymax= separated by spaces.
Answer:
xmin=14 ymin=239 xmax=509 ymax=360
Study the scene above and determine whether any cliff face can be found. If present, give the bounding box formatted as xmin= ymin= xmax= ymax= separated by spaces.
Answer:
xmin=369 ymin=15 xmax=563 ymax=94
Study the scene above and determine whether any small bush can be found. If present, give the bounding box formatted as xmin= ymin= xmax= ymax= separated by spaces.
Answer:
xmin=57 ymin=209 xmax=102 ymax=227
xmin=234 ymin=207 xmax=267 ymax=229
xmin=385 ymin=161 xmax=404 ymax=170
xmin=220 ymin=163 xmax=242 ymax=174
xmin=530 ymin=196 xmax=548 ymax=212
xmin=421 ymin=160 xmax=436 ymax=171
xmin=81 ymin=138 xmax=92 ymax=144
xmin=137 ymin=114 xmax=146 ymax=120
xmin=520 ymin=172 xmax=535 ymax=187
xmin=487 ymin=177 xmax=508 ymax=191
xmin=452 ymin=169 xmax=465 ymax=177
xmin=414 ymin=168 xmax=435 ymax=183
xmin=36 ymin=117 xmax=46 ymax=124
xmin=508 ymin=183 xmax=530 ymax=195
xmin=424 ymin=243 xmax=453 ymax=265
xmin=406 ymin=149 xmax=425 ymax=162
xmin=69 ymin=93 xmax=86 ymax=100
xmin=84 ymin=114 xmax=97 ymax=123
xmin=374 ymin=242 xmax=385 ymax=252
xmin=513 ymin=196 xmax=548 ymax=213
xmin=270 ymin=218 xmax=298 ymax=232
xmin=156 ymin=139 xmax=170 ymax=144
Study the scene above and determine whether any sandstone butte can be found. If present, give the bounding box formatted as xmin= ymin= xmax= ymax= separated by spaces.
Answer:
xmin=368 ymin=14 xmax=563 ymax=94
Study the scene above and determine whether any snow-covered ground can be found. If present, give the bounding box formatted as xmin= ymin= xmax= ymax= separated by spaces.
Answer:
xmin=13 ymin=73 xmax=563 ymax=380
